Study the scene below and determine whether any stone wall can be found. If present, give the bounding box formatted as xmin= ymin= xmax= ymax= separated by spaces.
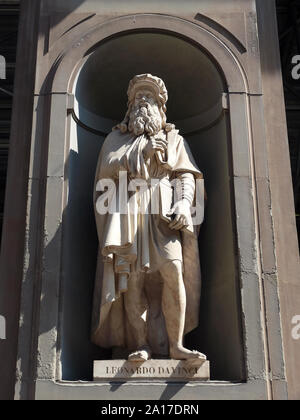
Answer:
xmin=0 ymin=0 xmax=299 ymax=400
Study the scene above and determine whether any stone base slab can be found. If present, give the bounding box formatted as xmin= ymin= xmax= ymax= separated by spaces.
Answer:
xmin=94 ymin=359 xmax=210 ymax=382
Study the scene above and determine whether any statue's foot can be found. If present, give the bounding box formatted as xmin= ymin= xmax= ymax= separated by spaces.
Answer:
xmin=128 ymin=347 xmax=151 ymax=362
xmin=170 ymin=345 xmax=207 ymax=361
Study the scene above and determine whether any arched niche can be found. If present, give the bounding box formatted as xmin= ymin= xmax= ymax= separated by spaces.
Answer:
xmin=60 ymin=30 xmax=245 ymax=382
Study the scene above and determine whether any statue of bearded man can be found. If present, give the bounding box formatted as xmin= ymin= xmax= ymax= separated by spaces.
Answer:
xmin=91 ymin=74 xmax=206 ymax=362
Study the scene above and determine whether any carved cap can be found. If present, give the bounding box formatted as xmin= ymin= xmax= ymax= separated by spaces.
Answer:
xmin=127 ymin=74 xmax=168 ymax=106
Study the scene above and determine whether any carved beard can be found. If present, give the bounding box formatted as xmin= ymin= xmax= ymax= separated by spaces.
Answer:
xmin=128 ymin=102 xmax=163 ymax=136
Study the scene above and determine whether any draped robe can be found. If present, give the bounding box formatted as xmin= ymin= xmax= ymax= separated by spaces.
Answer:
xmin=91 ymin=127 xmax=204 ymax=353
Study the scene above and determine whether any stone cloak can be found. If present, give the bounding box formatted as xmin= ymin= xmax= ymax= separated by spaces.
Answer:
xmin=91 ymin=128 xmax=204 ymax=352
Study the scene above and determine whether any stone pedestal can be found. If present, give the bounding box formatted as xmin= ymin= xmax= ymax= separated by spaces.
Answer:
xmin=94 ymin=359 xmax=210 ymax=382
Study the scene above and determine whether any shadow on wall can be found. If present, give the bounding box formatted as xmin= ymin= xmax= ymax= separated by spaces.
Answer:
xmin=17 ymin=113 xmax=108 ymax=395
xmin=61 ymin=126 xmax=109 ymax=380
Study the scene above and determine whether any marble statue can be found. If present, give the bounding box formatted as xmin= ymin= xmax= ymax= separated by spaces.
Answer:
xmin=91 ymin=74 xmax=206 ymax=362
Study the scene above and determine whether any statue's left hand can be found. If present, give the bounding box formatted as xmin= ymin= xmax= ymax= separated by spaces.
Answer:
xmin=167 ymin=200 xmax=191 ymax=230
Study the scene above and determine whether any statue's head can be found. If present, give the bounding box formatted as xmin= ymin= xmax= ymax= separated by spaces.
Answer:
xmin=117 ymin=74 xmax=174 ymax=136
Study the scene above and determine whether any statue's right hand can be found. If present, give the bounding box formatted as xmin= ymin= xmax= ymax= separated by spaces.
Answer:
xmin=143 ymin=137 xmax=168 ymax=159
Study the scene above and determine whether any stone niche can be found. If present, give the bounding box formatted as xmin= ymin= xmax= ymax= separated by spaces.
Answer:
xmin=62 ymin=32 xmax=244 ymax=382
xmin=13 ymin=0 xmax=290 ymax=401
